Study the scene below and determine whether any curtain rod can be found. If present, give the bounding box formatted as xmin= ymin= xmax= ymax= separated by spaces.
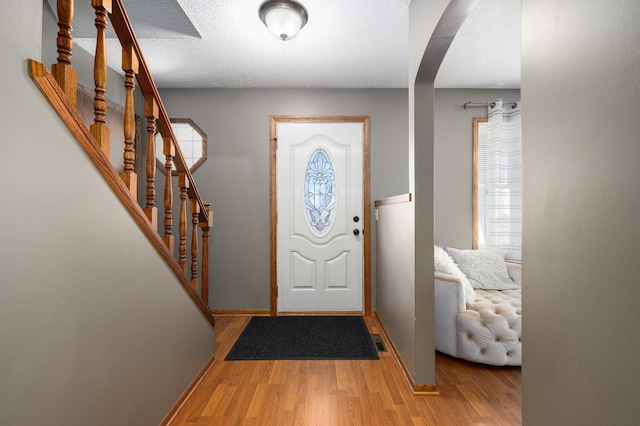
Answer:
xmin=463 ymin=101 xmax=518 ymax=110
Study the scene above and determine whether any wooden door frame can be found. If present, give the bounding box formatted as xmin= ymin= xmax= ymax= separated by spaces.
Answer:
xmin=472 ymin=117 xmax=488 ymax=250
xmin=269 ymin=115 xmax=371 ymax=316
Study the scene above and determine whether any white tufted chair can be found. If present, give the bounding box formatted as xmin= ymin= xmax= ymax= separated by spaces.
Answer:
xmin=434 ymin=262 xmax=522 ymax=366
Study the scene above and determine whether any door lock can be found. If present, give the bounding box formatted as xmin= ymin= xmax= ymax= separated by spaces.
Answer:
xmin=353 ymin=216 xmax=360 ymax=223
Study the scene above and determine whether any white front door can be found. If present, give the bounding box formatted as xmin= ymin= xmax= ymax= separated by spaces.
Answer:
xmin=276 ymin=121 xmax=364 ymax=312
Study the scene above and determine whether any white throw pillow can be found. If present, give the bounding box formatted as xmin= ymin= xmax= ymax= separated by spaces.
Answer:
xmin=434 ymin=245 xmax=475 ymax=303
xmin=446 ymin=247 xmax=519 ymax=290
xmin=434 ymin=245 xmax=461 ymax=275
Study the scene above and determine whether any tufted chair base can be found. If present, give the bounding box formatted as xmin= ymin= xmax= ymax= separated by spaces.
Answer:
xmin=435 ymin=263 xmax=522 ymax=367
xmin=456 ymin=289 xmax=521 ymax=366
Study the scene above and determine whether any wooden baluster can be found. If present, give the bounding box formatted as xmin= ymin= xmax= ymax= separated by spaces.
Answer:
xmin=144 ymin=95 xmax=159 ymax=229
xmin=200 ymin=202 xmax=213 ymax=306
xmin=178 ymin=172 xmax=189 ymax=271
xmin=190 ymin=199 xmax=200 ymax=290
xmin=51 ymin=0 xmax=77 ymax=109
xmin=120 ymin=43 xmax=139 ymax=198
xmin=90 ymin=0 xmax=112 ymax=156
xmin=162 ymin=136 xmax=175 ymax=252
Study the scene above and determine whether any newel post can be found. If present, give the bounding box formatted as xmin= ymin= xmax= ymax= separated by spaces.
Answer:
xmin=90 ymin=0 xmax=112 ymax=156
xmin=200 ymin=202 xmax=213 ymax=306
xmin=120 ymin=43 xmax=139 ymax=198
xmin=52 ymin=0 xmax=77 ymax=109
xmin=144 ymin=95 xmax=159 ymax=229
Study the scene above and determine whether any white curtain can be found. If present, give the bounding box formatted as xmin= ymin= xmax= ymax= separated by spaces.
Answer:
xmin=486 ymin=99 xmax=522 ymax=263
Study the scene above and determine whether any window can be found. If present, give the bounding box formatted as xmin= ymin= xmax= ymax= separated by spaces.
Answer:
xmin=472 ymin=100 xmax=523 ymax=264
xmin=304 ymin=149 xmax=336 ymax=236
xmin=155 ymin=118 xmax=207 ymax=174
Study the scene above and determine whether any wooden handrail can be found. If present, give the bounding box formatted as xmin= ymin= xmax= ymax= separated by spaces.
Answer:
xmin=28 ymin=60 xmax=213 ymax=326
xmin=109 ymin=0 xmax=207 ymax=222
xmin=31 ymin=0 xmax=213 ymax=323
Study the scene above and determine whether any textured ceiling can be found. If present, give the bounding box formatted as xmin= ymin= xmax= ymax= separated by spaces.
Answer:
xmin=48 ymin=0 xmax=520 ymax=89
xmin=435 ymin=0 xmax=520 ymax=88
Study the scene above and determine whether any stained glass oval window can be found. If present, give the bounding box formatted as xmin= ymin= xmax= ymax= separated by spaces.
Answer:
xmin=304 ymin=149 xmax=336 ymax=236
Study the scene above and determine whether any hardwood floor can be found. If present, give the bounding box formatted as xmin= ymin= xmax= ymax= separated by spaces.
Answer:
xmin=168 ymin=315 xmax=521 ymax=425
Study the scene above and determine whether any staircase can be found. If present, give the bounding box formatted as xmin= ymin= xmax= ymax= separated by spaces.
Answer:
xmin=30 ymin=0 xmax=214 ymax=327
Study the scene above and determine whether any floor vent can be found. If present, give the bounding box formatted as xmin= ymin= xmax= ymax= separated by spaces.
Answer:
xmin=371 ymin=334 xmax=387 ymax=352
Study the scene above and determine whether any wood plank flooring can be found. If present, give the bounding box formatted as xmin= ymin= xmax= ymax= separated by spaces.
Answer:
xmin=168 ymin=315 xmax=521 ymax=425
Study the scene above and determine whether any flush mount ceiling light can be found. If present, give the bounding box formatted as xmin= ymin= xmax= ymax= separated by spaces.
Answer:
xmin=259 ymin=0 xmax=308 ymax=41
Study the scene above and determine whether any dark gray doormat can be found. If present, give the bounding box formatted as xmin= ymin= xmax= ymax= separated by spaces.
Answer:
xmin=225 ymin=316 xmax=379 ymax=360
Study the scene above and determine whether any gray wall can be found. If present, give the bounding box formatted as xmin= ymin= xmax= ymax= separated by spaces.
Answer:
xmin=159 ymin=88 xmax=409 ymax=310
xmin=404 ymin=0 xmax=452 ymax=387
xmin=522 ymin=0 xmax=640 ymax=424
xmin=0 ymin=1 xmax=213 ymax=424
xmin=434 ymin=88 xmax=520 ymax=249
xmin=375 ymin=199 xmax=416 ymax=378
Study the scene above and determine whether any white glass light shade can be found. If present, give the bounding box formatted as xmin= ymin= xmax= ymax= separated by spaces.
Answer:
xmin=259 ymin=0 xmax=308 ymax=41
xmin=265 ymin=8 xmax=302 ymax=40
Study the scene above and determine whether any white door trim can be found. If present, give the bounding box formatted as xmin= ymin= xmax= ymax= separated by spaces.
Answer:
xmin=269 ymin=115 xmax=371 ymax=316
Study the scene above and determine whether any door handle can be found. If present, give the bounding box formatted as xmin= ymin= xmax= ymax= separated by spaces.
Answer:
xmin=353 ymin=229 xmax=360 ymax=236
